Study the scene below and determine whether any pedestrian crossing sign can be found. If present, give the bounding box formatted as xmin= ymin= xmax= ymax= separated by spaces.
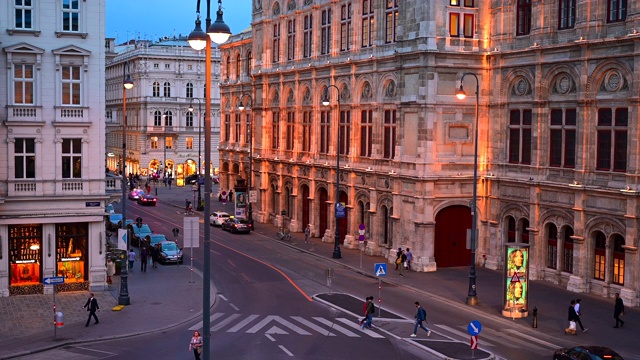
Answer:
xmin=374 ymin=263 xmax=387 ymax=277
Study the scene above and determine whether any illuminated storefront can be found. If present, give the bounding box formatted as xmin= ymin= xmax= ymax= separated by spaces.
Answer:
xmin=9 ymin=225 xmax=43 ymax=288
xmin=55 ymin=223 xmax=88 ymax=284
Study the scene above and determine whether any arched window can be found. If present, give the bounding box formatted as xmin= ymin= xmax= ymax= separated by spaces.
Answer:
xmin=163 ymin=111 xmax=173 ymax=126
xmin=186 ymin=82 xmax=194 ymax=98
xmin=593 ymin=231 xmax=606 ymax=281
xmin=163 ymin=82 xmax=171 ymax=97
xmin=507 ymin=216 xmax=516 ymax=242
xmin=612 ymin=235 xmax=625 ymax=285
xmin=246 ymin=51 xmax=252 ymax=75
xmin=521 ymin=218 xmax=530 ymax=243
xmin=152 ymin=81 xmax=160 ymax=97
xmin=562 ymin=227 xmax=574 ymax=273
xmin=186 ymin=111 xmax=194 ymax=128
xmin=547 ymin=224 xmax=557 ymax=269
xmin=153 ymin=110 xmax=162 ymax=126
xmin=225 ymin=55 xmax=231 ymax=80
xmin=236 ymin=54 xmax=241 ymax=78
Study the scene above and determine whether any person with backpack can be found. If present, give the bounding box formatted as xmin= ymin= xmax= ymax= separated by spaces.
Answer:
xmin=398 ymin=250 xmax=407 ymax=277
xmin=359 ymin=296 xmax=372 ymax=326
xmin=361 ymin=296 xmax=375 ymax=330
xmin=410 ymin=301 xmax=431 ymax=337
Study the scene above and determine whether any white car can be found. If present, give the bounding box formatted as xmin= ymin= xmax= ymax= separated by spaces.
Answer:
xmin=210 ymin=211 xmax=230 ymax=226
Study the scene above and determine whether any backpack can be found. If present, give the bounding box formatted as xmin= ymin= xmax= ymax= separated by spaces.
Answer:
xmin=395 ymin=257 xmax=402 ymax=265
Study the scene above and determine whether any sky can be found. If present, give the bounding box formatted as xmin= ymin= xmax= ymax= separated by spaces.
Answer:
xmin=106 ymin=0 xmax=252 ymax=44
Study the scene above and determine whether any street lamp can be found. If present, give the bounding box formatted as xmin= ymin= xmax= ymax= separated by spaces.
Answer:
xmin=322 ymin=84 xmax=342 ymax=259
xmin=119 ymin=60 xmax=134 ymax=306
xmin=188 ymin=0 xmax=230 ymax=358
xmin=238 ymin=95 xmax=254 ymax=228
xmin=455 ymin=72 xmax=480 ymax=306
xmin=189 ymin=98 xmax=204 ymax=210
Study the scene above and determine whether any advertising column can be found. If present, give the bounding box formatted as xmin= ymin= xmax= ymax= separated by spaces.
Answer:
xmin=502 ymin=244 xmax=530 ymax=318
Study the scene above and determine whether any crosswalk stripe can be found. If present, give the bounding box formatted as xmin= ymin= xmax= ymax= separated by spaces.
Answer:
xmin=312 ymin=317 xmax=360 ymax=337
xmin=246 ymin=315 xmax=312 ymax=335
xmin=503 ymin=329 xmax=560 ymax=349
xmin=291 ymin=316 xmax=336 ymax=336
xmin=188 ymin=313 xmax=226 ymax=331
xmin=434 ymin=324 xmax=496 ymax=347
xmin=227 ymin=315 xmax=260 ymax=332
xmin=335 ymin=318 xmax=385 ymax=338
xmin=211 ymin=314 xmax=242 ymax=331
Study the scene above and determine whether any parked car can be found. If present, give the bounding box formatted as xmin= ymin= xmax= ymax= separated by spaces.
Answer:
xmin=185 ymin=174 xmax=199 ymax=184
xmin=221 ymin=217 xmax=251 ymax=234
xmin=157 ymin=240 xmax=183 ymax=264
xmin=106 ymin=204 xmax=115 ymax=214
xmin=210 ymin=211 xmax=230 ymax=226
xmin=128 ymin=224 xmax=153 ymax=247
xmin=145 ymin=234 xmax=168 ymax=248
xmin=137 ymin=193 xmax=157 ymax=206
xmin=119 ymin=218 xmax=134 ymax=229
xmin=107 ymin=213 xmax=123 ymax=231
xmin=128 ymin=188 xmax=145 ymax=200
xmin=553 ymin=346 xmax=623 ymax=360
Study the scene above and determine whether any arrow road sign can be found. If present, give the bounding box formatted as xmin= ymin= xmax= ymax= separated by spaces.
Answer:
xmin=467 ymin=320 xmax=482 ymax=335
xmin=44 ymin=276 xmax=65 ymax=285
xmin=470 ymin=335 xmax=478 ymax=349
xmin=374 ymin=263 xmax=387 ymax=277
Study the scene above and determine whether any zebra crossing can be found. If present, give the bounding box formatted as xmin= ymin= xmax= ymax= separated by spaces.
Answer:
xmin=188 ymin=313 xmax=384 ymax=338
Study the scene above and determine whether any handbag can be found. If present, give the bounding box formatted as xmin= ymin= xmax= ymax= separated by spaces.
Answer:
xmin=196 ymin=347 xmax=203 ymax=355
xmin=569 ymin=321 xmax=576 ymax=330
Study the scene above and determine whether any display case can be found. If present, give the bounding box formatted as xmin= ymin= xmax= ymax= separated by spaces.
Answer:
xmin=56 ymin=223 xmax=88 ymax=283
xmin=9 ymin=225 xmax=43 ymax=286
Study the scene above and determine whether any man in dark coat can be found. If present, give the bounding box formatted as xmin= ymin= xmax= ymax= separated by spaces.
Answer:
xmin=613 ymin=293 xmax=625 ymax=328
xmin=83 ymin=293 xmax=100 ymax=327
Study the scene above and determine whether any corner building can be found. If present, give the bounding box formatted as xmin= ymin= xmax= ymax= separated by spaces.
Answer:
xmin=219 ymin=1 xmax=640 ymax=306
xmin=0 ymin=1 xmax=109 ymax=296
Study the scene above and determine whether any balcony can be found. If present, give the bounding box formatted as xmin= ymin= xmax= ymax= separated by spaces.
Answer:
xmin=7 ymin=106 xmax=42 ymax=122
xmin=54 ymin=106 xmax=88 ymax=123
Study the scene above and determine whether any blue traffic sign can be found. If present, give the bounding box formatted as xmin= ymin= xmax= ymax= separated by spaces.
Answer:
xmin=374 ymin=263 xmax=387 ymax=277
xmin=44 ymin=276 xmax=65 ymax=285
xmin=467 ymin=320 xmax=482 ymax=335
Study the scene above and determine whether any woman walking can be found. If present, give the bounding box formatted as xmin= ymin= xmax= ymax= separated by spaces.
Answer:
xmin=189 ymin=330 xmax=203 ymax=360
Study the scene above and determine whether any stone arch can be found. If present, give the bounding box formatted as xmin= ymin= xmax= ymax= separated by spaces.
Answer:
xmin=500 ymin=68 xmax=535 ymax=99
xmin=378 ymin=73 xmax=398 ymax=102
xmin=586 ymin=60 xmax=633 ymax=97
xmin=356 ymin=75 xmax=375 ymax=103
xmin=539 ymin=208 xmax=574 ymax=229
xmin=300 ymin=82 xmax=312 ymax=106
xmin=584 ymin=216 xmax=626 ymax=244
xmin=269 ymin=86 xmax=280 ymax=107
xmin=272 ymin=1 xmax=280 ymax=15
xmin=285 ymin=85 xmax=296 ymax=106
xmin=541 ymin=64 xmax=580 ymax=98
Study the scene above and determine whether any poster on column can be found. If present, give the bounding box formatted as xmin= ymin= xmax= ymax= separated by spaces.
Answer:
xmin=235 ymin=191 xmax=247 ymax=218
xmin=502 ymin=244 xmax=529 ymax=318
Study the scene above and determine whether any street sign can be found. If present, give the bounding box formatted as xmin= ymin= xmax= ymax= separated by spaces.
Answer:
xmin=335 ymin=202 xmax=346 ymax=218
xmin=470 ymin=335 xmax=478 ymax=349
xmin=467 ymin=320 xmax=482 ymax=335
xmin=85 ymin=201 xmax=100 ymax=207
xmin=374 ymin=263 xmax=387 ymax=277
xmin=358 ymin=223 xmax=366 ymax=242
xmin=44 ymin=276 xmax=65 ymax=285
xmin=183 ymin=217 xmax=200 ymax=248
xmin=511 ymin=273 xmax=520 ymax=283
xmin=117 ymin=229 xmax=127 ymax=250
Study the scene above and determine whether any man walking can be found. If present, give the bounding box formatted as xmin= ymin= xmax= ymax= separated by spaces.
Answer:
xmin=566 ymin=299 xmax=578 ymax=334
xmin=613 ymin=293 xmax=625 ymax=328
xmin=574 ymin=298 xmax=587 ymax=332
xmin=405 ymin=248 xmax=413 ymax=271
xmin=361 ymin=296 xmax=375 ymax=330
xmin=410 ymin=301 xmax=431 ymax=337
xmin=140 ymin=246 xmax=149 ymax=272
xmin=304 ymin=224 xmax=311 ymax=243
xmin=128 ymin=249 xmax=136 ymax=271
xmin=83 ymin=293 xmax=100 ymax=327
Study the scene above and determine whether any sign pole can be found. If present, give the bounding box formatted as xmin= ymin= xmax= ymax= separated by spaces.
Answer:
xmin=378 ymin=278 xmax=382 ymax=317
xmin=53 ymin=285 xmax=56 ymax=339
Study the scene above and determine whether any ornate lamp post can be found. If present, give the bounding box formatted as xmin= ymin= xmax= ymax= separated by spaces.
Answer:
xmin=456 ymin=72 xmax=480 ymax=306
xmin=322 ymin=84 xmax=342 ymax=259
xmin=119 ymin=61 xmax=134 ymax=305
xmin=187 ymin=0 xmax=231 ymax=358
xmin=238 ymin=95 xmax=254 ymax=228
xmin=189 ymin=98 xmax=204 ymax=210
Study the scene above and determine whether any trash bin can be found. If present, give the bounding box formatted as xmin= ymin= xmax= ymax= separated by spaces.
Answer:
xmin=55 ymin=312 xmax=64 ymax=327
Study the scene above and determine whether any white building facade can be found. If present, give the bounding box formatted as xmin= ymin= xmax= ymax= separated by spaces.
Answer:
xmin=105 ymin=37 xmax=222 ymax=185
xmin=0 ymin=0 xmax=109 ymax=296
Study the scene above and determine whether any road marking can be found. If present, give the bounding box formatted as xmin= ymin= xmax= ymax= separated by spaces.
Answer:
xmin=291 ymin=316 xmax=336 ymax=336
xmin=211 ymin=314 xmax=242 ymax=331
xmin=219 ymin=295 xmax=228 ymax=301
xmin=188 ymin=312 xmax=225 ymax=331
xmin=471 ymin=326 xmax=549 ymax=352
xmin=279 ymin=345 xmax=294 ymax=356
xmin=265 ymin=334 xmax=276 ymax=342
xmin=246 ymin=315 xmax=312 ymax=335
xmin=313 ymin=317 xmax=360 ymax=337
xmin=503 ymin=329 xmax=561 ymax=349
xmin=227 ymin=314 xmax=260 ymax=332
xmin=335 ymin=318 xmax=385 ymax=338
xmin=434 ymin=324 xmax=496 ymax=347
xmin=229 ymin=303 xmax=240 ymax=311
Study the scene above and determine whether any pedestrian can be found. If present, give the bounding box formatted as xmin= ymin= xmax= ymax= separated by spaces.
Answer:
xmin=613 ymin=293 xmax=625 ymax=328
xmin=168 ymin=176 xmax=173 ymax=188
xmin=163 ymin=176 xmax=167 ymax=187
xmin=128 ymin=249 xmax=136 ymax=271
xmin=304 ymin=224 xmax=311 ymax=243
xmin=405 ymin=248 xmax=413 ymax=271
xmin=361 ymin=296 xmax=375 ymax=330
xmin=189 ymin=330 xmax=203 ymax=360
xmin=359 ymin=296 xmax=371 ymax=326
xmin=140 ymin=246 xmax=148 ymax=272
xmin=565 ymin=299 xmax=578 ymax=335
xmin=574 ymin=298 xmax=587 ymax=332
xmin=395 ymin=247 xmax=403 ymax=270
xmin=399 ymin=250 xmax=407 ymax=277
xmin=83 ymin=293 xmax=100 ymax=327
xmin=105 ymin=258 xmax=115 ymax=284
xmin=152 ymin=244 xmax=160 ymax=269
xmin=410 ymin=301 xmax=431 ymax=337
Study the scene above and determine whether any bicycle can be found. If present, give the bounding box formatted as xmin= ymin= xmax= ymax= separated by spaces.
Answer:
xmin=275 ymin=230 xmax=291 ymax=242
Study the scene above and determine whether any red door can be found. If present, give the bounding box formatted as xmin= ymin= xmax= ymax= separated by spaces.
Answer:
xmin=434 ymin=205 xmax=472 ymax=267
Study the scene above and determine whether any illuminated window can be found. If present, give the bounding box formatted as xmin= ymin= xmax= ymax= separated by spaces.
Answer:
xmin=13 ymin=64 xmax=34 ymax=104
xmin=612 ymin=235 xmax=625 ymax=285
xmin=55 ymin=223 xmax=88 ymax=283
xmin=61 ymin=65 xmax=81 ymax=105
xmin=9 ymin=224 xmax=43 ymax=286
xmin=385 ymin=0 xmax=398 ymax=43
xmin=361 ymin=0 xmax=374 ymax=48
xmin=165 ymin=136 xmax=173 ymax=150
xmin=593 ymin=232 xmax=606 ymax=281
xmin=186 ymin=137 xmax=193 ymax=150
xmin=150 ymin=137 xmax=158 ymax=149
xmin=340 ymin=3 xmax=352 ymax=51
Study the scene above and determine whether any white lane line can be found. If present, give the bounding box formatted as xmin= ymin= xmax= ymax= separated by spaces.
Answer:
xmin=335 ymin=318 xmax=385 ymax=338
xmin=278 ymin=345 xmax=294 ymax=356
xmin=245 ymin=315 xmax=312 ymax=335
xmin=219 ymin=295 xmax=228 ymax=301
xmin=73 ymin=346 xmax=118 ymax=355
xmin=265 ymin=334 xmax=276 ymax=342
xmin=211 ymin=314 xmax=242 ymax=331
xmin=229 ymin=303 xmax=240 ymax=311
xmin=188 ymin=312 xmax=226 ymax=331
xmin=313 ymin=317 xmax=359 ymax=337
xmin=227 ymin=314 xmax=260 ymax=332
xmin=476 ymin=327 xmax=547 ymax=352
xmin=504 ymin=329 xmax=561 ymax=349
xmin=291 ymin=316 xmax=336 ymax=336
xmin=434 ymin=324 xmax=496 ymax=347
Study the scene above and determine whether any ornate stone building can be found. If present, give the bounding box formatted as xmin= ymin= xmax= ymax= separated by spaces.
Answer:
xmin=219 ymin=1 xmax=640 ymax=305
xmin=105 ymin=37 xmax=222 ymax=184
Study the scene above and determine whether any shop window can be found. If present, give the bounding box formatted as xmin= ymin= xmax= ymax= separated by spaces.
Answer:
xmin=56 ymin=223 xmax=88 ymax=283
xmin=9 ymin=224 xmax=43 ymax=286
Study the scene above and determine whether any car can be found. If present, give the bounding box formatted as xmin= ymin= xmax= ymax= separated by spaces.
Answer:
xmin=157 ymin=240 xmax=183 ymax=264
xmin=144 ymin=234 xmax=168 ymax=248
xmin=106 ymin=204 xmax=115 ymax=214
xmin=210 ymin=211 xmax=231 ymax=226
xmin=128 ymin=188 xmax=145 ymax=200
xmin=221 ymin=217 xmax=251 ymax=234
xmin=137 ymin=193 xmax=157 ymax=206
xmin=185 ymin=174 xmax=199 ymax=184
xmin=128 ymin=223 xmax=153 ymax=247
xmin=553 ymin=346 xmax=624 ymax=360
xmin=212 ymin=176 xmax=220 ymax=184
xmin=119 ymin=218 xmax=134 ymax=229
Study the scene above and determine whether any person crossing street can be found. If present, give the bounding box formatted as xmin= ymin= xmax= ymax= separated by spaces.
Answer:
xmin=410 ymin=301 xmax=431 ymax=337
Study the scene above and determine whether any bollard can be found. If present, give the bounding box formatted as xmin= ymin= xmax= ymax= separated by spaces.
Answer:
xmin=55 ymin=311 xmax=64 ymax=328
xmin=532 ymin=306 xmax=538 ymax=328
